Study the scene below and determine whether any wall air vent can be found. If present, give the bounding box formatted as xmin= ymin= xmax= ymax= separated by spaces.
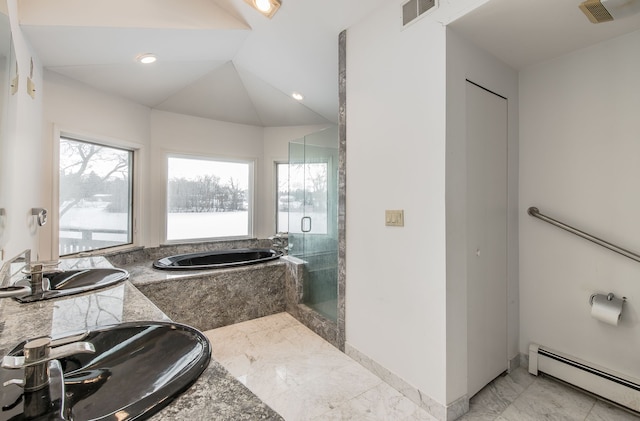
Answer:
xmin=403 ymin=0 xmax=437 ymax=26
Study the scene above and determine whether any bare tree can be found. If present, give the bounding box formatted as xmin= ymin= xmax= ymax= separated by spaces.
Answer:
xmin=59 ymin=139 xmax=129 ymax=218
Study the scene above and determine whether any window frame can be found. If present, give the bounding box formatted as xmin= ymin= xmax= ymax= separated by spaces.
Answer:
xmin=163 ymin=152 xmax=255 ymax=244
xmin=275 ymin=161 xmax=289 ymax=234
xmin=52 ymin=128 xmax=141 ymax=259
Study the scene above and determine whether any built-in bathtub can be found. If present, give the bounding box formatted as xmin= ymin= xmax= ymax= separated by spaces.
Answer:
xmin=107 ymin=240 xmax=338 ymax=347
xmin=152 ymin=248 xmax=281 ymax=270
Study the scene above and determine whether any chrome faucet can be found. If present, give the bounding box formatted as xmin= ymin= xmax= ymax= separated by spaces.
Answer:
xmin=0 ymin=255 xmax=63 ymax=299
xmin=269 ymin=232 xmax=289 ymax=255
xmin=26 ymin=264 xmax=47 ymax=296
xmin=0 ymin=250 xmax=33 ymax=298
xmin=1 ymin=333 xmax=94 ymax=419
xmin=0 ymin=263 xmax=49 ymax=299
xmin=2 ymin=332 xmax=95 ymax=391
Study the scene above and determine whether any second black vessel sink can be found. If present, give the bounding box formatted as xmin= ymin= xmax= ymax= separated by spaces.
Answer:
xmin=14 ymin=268 xmax=129 ymax=303
xmin=0 ymin=321 xmax=212 ymax=420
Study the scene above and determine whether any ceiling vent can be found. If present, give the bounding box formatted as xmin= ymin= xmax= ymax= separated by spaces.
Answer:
xmin=403 ymin=0 xmax=437 ymax=26
xmin=579 ymin=0 xmax=640 ymax=23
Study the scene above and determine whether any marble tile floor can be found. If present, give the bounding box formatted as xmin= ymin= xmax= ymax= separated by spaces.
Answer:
xmin=205 ymin=313 xmax=640 ymax=421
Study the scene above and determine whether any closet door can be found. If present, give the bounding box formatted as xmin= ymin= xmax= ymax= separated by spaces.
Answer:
xmin=466 ymin=81 xmax=508 ymax=398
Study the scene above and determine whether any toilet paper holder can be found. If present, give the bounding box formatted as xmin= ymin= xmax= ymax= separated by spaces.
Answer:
xmin=589 ymin=292 xmax=626 ymax=306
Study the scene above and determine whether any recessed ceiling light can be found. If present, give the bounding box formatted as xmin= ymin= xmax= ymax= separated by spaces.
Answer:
xmin=136 ymin=53 xmax=157 ymax=64
xmin=244 ymin=0 xmax=281 ymax=18
xmin=292 ymin=92 xmax=304 ymax=101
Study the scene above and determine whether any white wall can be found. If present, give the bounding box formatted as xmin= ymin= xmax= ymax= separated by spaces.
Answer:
xmin=346 ymin=2 xmax=448 ymax=405
xmin=519 ymin=30 xmax=640 ymax=378
xmin=0 ymin=0 xmax=43 ymax=262
xmin=445 ymin=28 xmax=519 ymax=401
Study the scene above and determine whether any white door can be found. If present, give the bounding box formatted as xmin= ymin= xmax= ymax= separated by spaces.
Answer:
xmin=466 ymin=81 xmax=508 ymax=397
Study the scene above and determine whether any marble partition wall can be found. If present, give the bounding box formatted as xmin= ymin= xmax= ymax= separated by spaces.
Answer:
xmin=282 ymin=256 xmax=341 ymax=348
xmin=337 ymin=29 xmax=347 ymax=352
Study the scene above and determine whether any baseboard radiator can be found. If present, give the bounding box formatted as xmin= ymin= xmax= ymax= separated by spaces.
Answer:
xmin=529 ymin=344 xmax=640 ymax=412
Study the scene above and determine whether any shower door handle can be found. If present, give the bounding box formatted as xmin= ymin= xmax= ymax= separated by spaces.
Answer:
xmin=301 ymin=216 xmax=312 ymax=233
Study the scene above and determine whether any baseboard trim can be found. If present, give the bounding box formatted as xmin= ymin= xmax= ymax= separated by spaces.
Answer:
xmin=345 ymin=343 xmax=469 ymax=421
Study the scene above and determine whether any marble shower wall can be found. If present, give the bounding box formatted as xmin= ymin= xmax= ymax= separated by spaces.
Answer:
xmin=283 ymin=256 xmax=341 ymax=349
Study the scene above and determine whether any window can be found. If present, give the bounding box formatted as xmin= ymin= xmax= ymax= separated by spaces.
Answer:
xmin=276 ymin=161 xmax=328 ymax=235
xmin=167 ymin=156 xmax=252 ymax=241
xmin=59 ymin=137 xmax=133 ymax=256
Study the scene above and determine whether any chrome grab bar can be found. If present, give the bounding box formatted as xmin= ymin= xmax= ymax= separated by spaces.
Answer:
xmin=528 ymin=207 xmax=640 ymax=263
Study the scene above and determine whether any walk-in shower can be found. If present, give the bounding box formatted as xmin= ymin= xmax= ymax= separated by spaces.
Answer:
xmin=287 ymin=127 xmax=339 ymax=322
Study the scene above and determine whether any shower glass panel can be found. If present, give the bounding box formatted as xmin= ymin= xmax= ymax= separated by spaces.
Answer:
xmin=288 ymin=127 xmax=339 ymax=322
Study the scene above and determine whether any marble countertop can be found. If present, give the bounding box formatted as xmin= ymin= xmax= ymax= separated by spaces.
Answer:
xmin=0 ymin=257 xmax=283 ymax=420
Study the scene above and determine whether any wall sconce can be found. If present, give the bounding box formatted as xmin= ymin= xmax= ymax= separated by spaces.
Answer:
xmin=243 ymin=0 xmax=282 ymax=18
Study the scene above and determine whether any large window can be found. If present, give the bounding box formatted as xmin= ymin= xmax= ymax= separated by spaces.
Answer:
xmin=167 ymin=156 xmax=252 ymax=241
xmin=59 ymin=137 xmax=133 ymax=256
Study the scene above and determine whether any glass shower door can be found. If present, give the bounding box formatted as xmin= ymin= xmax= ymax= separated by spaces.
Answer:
xmin=288 ymin=128 xmax=339 ymax=321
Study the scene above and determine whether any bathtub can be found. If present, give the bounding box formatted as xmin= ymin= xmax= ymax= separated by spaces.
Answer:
xmin=153 ymin=248 xmax=281 ymax=270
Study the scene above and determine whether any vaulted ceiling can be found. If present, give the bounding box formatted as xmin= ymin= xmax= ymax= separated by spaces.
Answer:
xmin=19 ymin=0 xmax=392 ymax=126
xmin=16 ymin=0 xmax=640 ymax=127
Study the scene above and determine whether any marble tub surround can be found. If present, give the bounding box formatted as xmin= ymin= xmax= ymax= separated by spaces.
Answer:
xmin=128 ymin=260 xmax=287 ymax=332
xmin=119 ymin=249 xmax=341 ymax=349
xmin=105 ymin=238 xmax=273 ymax=266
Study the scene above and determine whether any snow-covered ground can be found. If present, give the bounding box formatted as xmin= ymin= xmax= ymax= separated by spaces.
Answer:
xmin=167 ymin=211 xmax=248 ymax=240
xmin=60 ymin=207 xmax=329 ymax=246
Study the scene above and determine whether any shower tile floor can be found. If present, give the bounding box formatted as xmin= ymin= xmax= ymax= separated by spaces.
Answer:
xmin=204 ymin=313 xmax=640 ymax=421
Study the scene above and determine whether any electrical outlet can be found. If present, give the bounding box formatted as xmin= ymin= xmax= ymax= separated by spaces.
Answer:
xmin=385 ymin=210 xmax=404 ymax=227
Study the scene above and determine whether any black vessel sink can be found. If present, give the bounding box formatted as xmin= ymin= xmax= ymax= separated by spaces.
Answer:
xmin=0 ymin=321 xmax=211 ymax=420
xmin=14 ymin=268 xmax=129 ymax=303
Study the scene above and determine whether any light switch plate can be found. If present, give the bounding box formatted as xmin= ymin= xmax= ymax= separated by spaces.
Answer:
xmin=385 ymin=210 xmax=404 ymax=227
